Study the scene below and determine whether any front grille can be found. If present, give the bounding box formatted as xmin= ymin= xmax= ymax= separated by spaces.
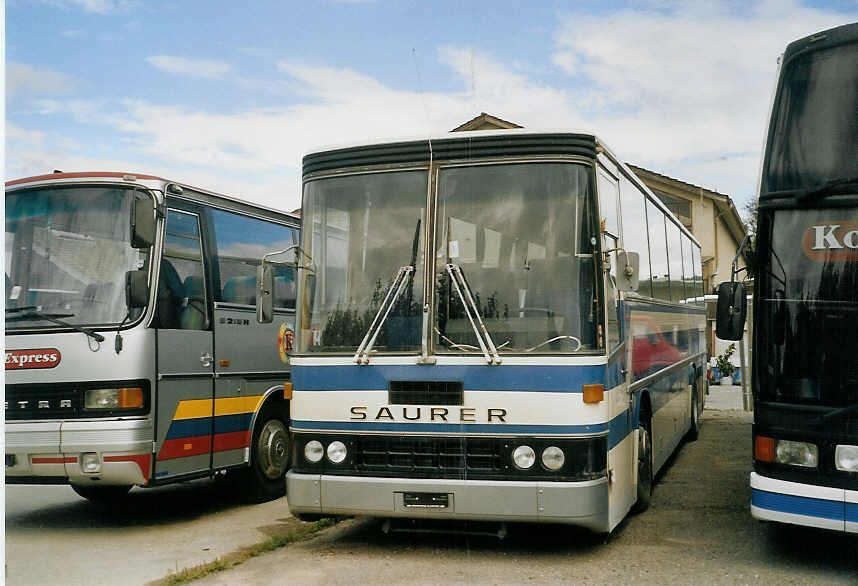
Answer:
xmin=389 ymin=381 xmax=464 ymax=405
xmin=357 ymin=435 xmax=500 ymax=475
xmin=5 ymin=380 xmax=150 ymax=421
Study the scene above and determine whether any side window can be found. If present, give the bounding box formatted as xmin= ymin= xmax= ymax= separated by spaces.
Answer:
xmin=681 ymin=234 xmax=695 ymax=304
xmin=692 ymin=245 xmax=704 ymax=303
xmin=211 ymin=209 xmax=297 ymax=309
xmin=618 ymin=177 xmax=651 ymax=297
xmin=646 ymin=199 xmax=670 ymax=301
xmin=665 ymin=221 xmax=685 ymax=303
xmin=598 ymin=170 xmax=620 ymax=350
xmin=597 ymin=169 xmax=620 ymax=238
xmin=155 ymin=209 xmax=208 ymax=330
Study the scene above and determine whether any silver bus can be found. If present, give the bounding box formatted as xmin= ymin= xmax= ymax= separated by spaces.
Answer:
xmin=269 ymin=130 xmax=707 ymax=533
xmin=6 ymin=171 xmax=298 ymax=502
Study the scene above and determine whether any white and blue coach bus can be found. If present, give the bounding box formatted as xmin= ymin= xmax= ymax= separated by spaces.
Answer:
xmin=717 ymin=23 xmax=858 ymax=533
xmin=263 ymin=131 xmax=707 ymax=533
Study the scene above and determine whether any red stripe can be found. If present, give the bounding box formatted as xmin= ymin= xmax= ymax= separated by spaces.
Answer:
xmin=157 ymin=436 xmax=212 ymax=461
xmin=32 ymin=457 xmax=76 ymax=464
xmin=213 ymin=430 xmax=251 ymax=453
xmin=104 ymin=454 xmax=152 ymax=483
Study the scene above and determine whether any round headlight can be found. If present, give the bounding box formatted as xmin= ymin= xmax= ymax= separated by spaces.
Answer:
xmin=541 ymin=446 xmax=565 ymax=471
xmin=835 ymin=445 xmax=858 ymax=472
xmin=304 ymin=440 xmax=324 ymax=463
xmin=512 ymin=445 xmax=536 ymax=470
xmin=327 ymin=440 xmax=348 ymax=464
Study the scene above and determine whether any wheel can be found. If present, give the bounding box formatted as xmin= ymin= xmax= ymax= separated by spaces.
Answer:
xmin=633 ymin=407 xmax=653 ymax=513
xmin=686 ymin=386 xmax=701 ymax=441
xmin=71 ymin=484 xmax=132 ymax=503
xmin=240 ymin=406 xmax=289 ymax=503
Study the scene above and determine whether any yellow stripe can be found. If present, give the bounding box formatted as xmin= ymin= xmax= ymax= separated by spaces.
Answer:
xmin=214 ymin=395 xmax=264 ymax=416
xmin=173 ymin=399 xmax=213 ymax=420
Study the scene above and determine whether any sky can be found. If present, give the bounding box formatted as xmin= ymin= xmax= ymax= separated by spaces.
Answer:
xmin=6 ymin=0 xmax=858 ymax=215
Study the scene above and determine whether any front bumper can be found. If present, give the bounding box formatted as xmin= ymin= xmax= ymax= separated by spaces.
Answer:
xmin=750 ymin=472 xmax=858 ymax=533
xmin=5 ymin=419 xmax=153 ymax=487
xmin=287 ymin=471 xmax=610 ymax=532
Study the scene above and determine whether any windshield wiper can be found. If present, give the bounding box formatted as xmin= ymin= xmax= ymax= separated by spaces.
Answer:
xmin=353 ymin=266 xmax=414 ymax=364
xmin=6 ymin=310 xmax=105 ymax=343
xmin=445 ymin=264 xmax=501 ymax=365
xmin=796 ymin=176 xmax=858 ymax=202
xmin=813 ymin=401 xmax=858 ymax=426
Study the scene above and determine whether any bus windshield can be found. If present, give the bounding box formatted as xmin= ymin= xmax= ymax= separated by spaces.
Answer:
xmin=5 ymin=185 xmax=150 ymax=329
xmin=300 ymin=170 xmax=428 ymax=353
xmin=762 ymin=41 xmax=858 ymax=195
xmin=756 ymin=207 xmax=858 ymax=407
xmin=435 ymin=162 xmax=598 ymax=354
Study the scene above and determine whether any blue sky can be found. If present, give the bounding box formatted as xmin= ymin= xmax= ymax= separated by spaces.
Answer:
xmin=6 ymin=1 xmax=858 ymax=213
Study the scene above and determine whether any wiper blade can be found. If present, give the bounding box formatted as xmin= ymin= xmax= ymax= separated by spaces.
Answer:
xmin=5 ymin=306 xmax=36 ymax=313
xmin=353 ymin=266 xmax=414 ymax=364
xmin=445 ymin=264 xmax=501 ymax=365
xmin=6 ymin=310 xmax=105 ymax=343
xmin=796 ymin=176 xmax=858 ymax=202
xmin=814 ymin=401 xmax=858 ymax=426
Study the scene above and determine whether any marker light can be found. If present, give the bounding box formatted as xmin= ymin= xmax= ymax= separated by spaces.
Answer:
xmin=326 ymin=441 xmax=348 ymax=464
xmin=541 ymin=446 xmax=565 ymax=471
xmin=582 ymin=384 xmax=605 ymax=404
xmin=84 ymin=387 xmax=144 ymax=410
xmin=775 ymin=440 xmax=818 ymax=468
xmin=512 ymin=445 xmax=536 ymax=470
xmin=835 ymin=445 xmax=858 ymax=472
xmin=304 ymin=440 xmax=324 ymax=463
xmin=754 ymin=435 xmax=776 ymax=463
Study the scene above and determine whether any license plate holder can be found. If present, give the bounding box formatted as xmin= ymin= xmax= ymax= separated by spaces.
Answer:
xmin=403 ymin=492 xmax=449 ymax=508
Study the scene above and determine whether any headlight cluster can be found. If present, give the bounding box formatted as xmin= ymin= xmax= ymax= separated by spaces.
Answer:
xmin=757 ymin=436 xmax=858 ymax=472
xmin=512 ymin=444 xmax=566 ymax=471
xmin=303 ymin=439 xmax=349 ymax=464
xmin=83 ymin=387 xmax=145 ymax=410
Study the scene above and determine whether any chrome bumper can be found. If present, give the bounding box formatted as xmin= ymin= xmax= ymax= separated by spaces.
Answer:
xmin=287 ymin=471 xmax=610 ymax=532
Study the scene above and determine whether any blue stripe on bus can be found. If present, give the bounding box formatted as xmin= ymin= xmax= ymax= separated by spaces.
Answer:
xmin=751 ymin=488 xmax=845 ymax=521
xmin=165 ymin=417 xmax=212 ymax=440
xmin=292 ymin=364 xmax=606 ymax=392
xmin=847 ymin=502 xmax=858 ymax=523
xmin=292 ymin=410 xmax=633 ymax=449
xmin=213 ymin=412 xmax=253 ymax=434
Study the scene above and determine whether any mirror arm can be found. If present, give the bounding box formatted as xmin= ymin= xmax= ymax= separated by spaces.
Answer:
xmin=731 ymin=233 xmax=752 ymax=282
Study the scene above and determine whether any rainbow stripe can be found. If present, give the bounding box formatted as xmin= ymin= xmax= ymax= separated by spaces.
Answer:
xmin=157 ymin=396 xmax=264 ymax=461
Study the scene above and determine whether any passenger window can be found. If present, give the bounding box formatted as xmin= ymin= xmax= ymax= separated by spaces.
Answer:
xmin=646 ymin=199 xmax=670 ymax=301
xmin=681 ymin=235 xmax=695 ymax=304
xmin=665 ymin=221 xmax=685 ymax=303
xmin=692 ymin=245 xmax=705 ymax=303
xmin=211 ymin=209 xmax=297 ymax=309
xmin=618 ymin=177 xmax=651 ymax=297
xmin=155 ymin=210 xmax=208 ymax=330
xmin=597 ymin=170 xmax=620 ymax=237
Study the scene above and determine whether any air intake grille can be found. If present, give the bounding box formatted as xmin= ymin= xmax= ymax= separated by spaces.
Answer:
xmin=388 ymin=381 xmax=464 ymax=405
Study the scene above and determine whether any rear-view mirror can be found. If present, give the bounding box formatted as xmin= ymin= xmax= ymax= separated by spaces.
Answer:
xmin=615 ymin=251 xmax=640 ymax=292
xmin=715 ymin=281 xmax=747 ymax=341
xmin=130 ymin=197 xmax=156 ymax=249
xmin=125 ymin=270 xmax=149 ymax=309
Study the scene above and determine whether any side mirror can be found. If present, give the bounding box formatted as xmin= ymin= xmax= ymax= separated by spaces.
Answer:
xmin=615 ymin=251 xmax=640 ymax=292
xmin=257 ymin=263 xmax=274 ymax=324
xmin=130 ymin=197 xmax=156 ymax=249
xmin=125 ymin=270 xmax=149 ymax=309
xmin=715 ymin=281 xmax=747 ymax=340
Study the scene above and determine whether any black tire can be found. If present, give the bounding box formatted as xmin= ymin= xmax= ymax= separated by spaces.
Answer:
xmin=71 ymin=484 xmax=132 ymax=503
xmin=240 ymin=405 xmax=289 ymax=503
xmin=633 ymin=406 xmax=653 ymax=513
xmin=686 ymin=385 xmax=701 ymax=441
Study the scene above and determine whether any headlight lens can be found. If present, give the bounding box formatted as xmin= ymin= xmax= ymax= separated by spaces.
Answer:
xmin=775 ymin=440 xmax=818 ymax=468
xmin=541 ymin=446 xmax=565 ymax=471
xmin=84 ymin=387 xmax=144 ymax=410
xmin=326 ymin=441 xmax=348 ymax=464
xmin=304 ymin=440 xmax=324 ymax=463
xmin=835 ymin=445 xmax=858 ymax=472
xmin=512 ymin=445 xmax=536 ymax=470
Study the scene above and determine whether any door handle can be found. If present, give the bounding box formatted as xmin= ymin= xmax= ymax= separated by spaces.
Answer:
xmin=200 ymin=352 xmax=213 ymax=368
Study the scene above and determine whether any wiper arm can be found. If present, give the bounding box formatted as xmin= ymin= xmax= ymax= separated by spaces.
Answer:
xmin=353 ymin=266 xmax=414 ymax=364
xmin=5 ymin=306 xmax=37 ymax=313
xmin=6 ymin=310 xmax=105 ymax=343
xmin=445 ymin=264 xmax=501 ymax=365
xmin=796 ymin=176 xmax=858 ymax=202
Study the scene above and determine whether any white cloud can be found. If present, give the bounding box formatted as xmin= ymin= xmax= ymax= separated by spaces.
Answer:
xmin=6 ymin=63 xmax=76 ymax=98
xmin=147 ymin=55 xmax=233 ymax=80
xmin=45 ymin=0 xmax=133 ymax=14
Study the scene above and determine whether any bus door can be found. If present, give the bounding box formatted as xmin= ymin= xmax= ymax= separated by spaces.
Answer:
xmin=152 ymin=206 xmax=215 ymax=482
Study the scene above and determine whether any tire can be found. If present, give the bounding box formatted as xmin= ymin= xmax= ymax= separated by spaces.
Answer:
xmin=240 ymin=405 xmax=289 ymax=503
xmin=633 ymin=406 xmax=653 ymax=513
xmin=686 ymin=386 xmax=701 ymax=441
xmin=71 ymin=484 xmax=132 ymax=503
